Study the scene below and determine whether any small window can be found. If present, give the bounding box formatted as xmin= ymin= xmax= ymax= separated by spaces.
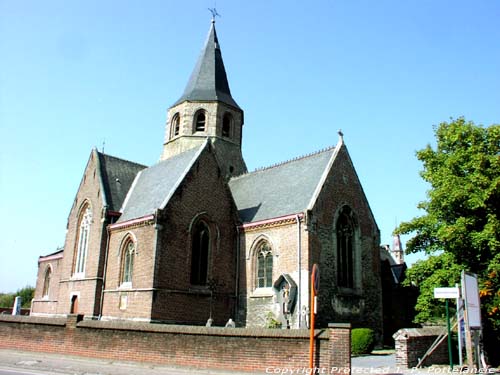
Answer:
xmin=121 ymin=240 xmax=135 ymax=285
xmin=195 ymin=111 xmax=206 ymax=132
xmin=172 ymin=113 xmax=180 ymax=137
xmin=42 ymin=266 xmax=51 ymax=298
xmin=256 ymin=242 xmax=273 ymax=288
xmin=222 ymin=113 xmax=232 ymax=137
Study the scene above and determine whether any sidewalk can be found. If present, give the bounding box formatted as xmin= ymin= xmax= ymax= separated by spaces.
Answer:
xmin=1 ymin=349 xmax=496 ymax=375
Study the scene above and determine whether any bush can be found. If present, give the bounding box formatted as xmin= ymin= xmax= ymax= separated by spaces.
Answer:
xmin=351 ymin=328 xmax=375 ymax=356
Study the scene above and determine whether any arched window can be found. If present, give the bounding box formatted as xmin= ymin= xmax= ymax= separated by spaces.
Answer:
xmin=222 ymin=113 xmax=232 ymax=137
xmin=120 ymin=239 xmax=135 ymax=285
xmin=42 ymin=266 xmax=51 ymax=298
xmin=256 ymin=242 xmax=273 ymax=288
xmin=171 ymin=113 xmax=180 ymax=137
xmin=190 ymin=221 xmax=210 ymax=285
xmin=74 ymin=205 xmax=92 ymax=275
xmin=336 ymin=207 xmax=354 ymax=288
xmin=194 ymin=111 xmax=206 ymax=132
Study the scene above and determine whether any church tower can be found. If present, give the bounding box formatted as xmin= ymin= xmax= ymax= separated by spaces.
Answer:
xmin=160 ymin=19 xmax=247 ymax=178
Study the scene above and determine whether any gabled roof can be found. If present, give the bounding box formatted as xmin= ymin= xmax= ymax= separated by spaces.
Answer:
xmin=97 ymin=152 xmax=147 ymax=212
xmin=228 ymin=145 xmax=340 ymax=223
xmin=118 ymin=143 xmax=207 ymax=223
xmin=172 ymin=21 xmax=240 ymax=110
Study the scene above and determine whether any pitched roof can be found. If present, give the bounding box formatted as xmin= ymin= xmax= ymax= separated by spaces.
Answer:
xmin=172 ymin=21 xmax=240 ymax=110
xmin=97 ymin=152 xmax=147 ymax=212
xmin=118 ymin=144 xmax=206 ymax=223
xmin=228 ymin=146 xmax=339 ymax=223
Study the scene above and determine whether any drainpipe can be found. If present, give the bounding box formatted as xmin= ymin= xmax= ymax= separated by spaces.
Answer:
xmin=296 ymin=214 xmax=302 ymax=328
xmin=235 ymin=225 xmax=241 ymax=321
xmin=99 ymin=213 xmax=111 ymax=319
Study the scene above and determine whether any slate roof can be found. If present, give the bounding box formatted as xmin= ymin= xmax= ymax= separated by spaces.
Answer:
xmin=118 ymin=144 xmax=205 ymax=223
xmin=228 ymin=146 xmax=338 ymax=223
xmin=97 ymin=152 xmax=147 ymax=212
xmin=172 ymin=21 xmax=240 ymax=110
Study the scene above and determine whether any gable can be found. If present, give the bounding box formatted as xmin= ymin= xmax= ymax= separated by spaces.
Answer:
xmin=228 ymin=146 xmax=337 ymax=223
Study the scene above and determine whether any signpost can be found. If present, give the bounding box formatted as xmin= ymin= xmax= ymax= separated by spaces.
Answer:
xmin=434 ymin=287 xmax=459 ymax=370
xmin=309 ymin=264 xmax=319 ymax=370
xmin=461 ymin=271 xmax=482 ymax=369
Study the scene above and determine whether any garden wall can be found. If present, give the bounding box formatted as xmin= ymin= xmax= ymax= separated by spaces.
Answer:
xmin=0 ymin=315 xmax=350 ymax=373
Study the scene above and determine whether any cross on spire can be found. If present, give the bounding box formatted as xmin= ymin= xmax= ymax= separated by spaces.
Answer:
xmin=208 ymin=7 xmax=220 ymax=23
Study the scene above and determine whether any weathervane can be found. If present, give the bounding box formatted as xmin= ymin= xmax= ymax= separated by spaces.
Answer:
xmin=208 ymin=7 xmax=221 ymax=22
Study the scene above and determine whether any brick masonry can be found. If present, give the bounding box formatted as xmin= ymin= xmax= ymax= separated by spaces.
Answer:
xmin=0 ymin=315 xmax=351 ymax=373
xmin=393 ymin=327 xmax=449 ymax=368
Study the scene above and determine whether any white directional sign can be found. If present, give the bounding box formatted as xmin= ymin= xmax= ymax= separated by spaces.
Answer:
xmin=434 ymin=287 xmax=460 ymax=299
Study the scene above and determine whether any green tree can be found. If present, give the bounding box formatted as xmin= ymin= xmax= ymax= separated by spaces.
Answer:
xmin=0 ymin=286 xmax=35 ymax=309
xmin=396 ymin=118 xmax=500 ymax=361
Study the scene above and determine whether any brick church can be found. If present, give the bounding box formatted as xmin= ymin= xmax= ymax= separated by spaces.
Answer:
xmin=31 ymin=20 xmax=383 ymax=335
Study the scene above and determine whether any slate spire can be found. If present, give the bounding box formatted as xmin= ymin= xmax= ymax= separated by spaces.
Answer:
xmin=173 ymin=20 xmax=240 ymax=110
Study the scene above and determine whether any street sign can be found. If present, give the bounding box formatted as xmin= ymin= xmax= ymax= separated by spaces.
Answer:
xmin=312 ymin=264 xmax=320 ymax=293
xmin=434 ymin=287 xmax=459 ymax=299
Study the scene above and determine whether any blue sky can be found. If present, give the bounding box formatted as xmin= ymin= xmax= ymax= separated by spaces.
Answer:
xmin=1 ymin=0 xmax=499 ymax=293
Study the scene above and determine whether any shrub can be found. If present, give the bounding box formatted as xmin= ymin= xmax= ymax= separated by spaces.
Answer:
xmin=351 ymin=328 xmax=375 ymax=356
xmin=266 ymin=312 xmax=282 ymax=329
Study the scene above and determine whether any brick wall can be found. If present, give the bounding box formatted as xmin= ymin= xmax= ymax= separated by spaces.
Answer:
xmin=393 ymin=327 xmax=449 ymax=368
xmin=56 ymin=150 xmax=108 ymax=318
xmin=309 ymin=145 xmax=383 ymax=337
xmin=31 ymin=255 xmax=63 ymax=316
xmin=0 ymin=315 xmax=350 ymax=373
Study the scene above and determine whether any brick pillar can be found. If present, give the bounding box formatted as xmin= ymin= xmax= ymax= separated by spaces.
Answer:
xmin=327 ymin=323 xmax=351 ymax=374
xmin=66 ymin=314 xmax=84 ymax=329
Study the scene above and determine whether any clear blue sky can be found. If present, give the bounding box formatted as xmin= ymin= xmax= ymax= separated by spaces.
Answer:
xmin=1 ymin=1 xmax=499 ymax=293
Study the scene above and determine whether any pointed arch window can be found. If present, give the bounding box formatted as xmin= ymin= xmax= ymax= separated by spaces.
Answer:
xmin=171 ymin=113 xmax=180 ymax=137
xmin=195 ymin=111 xmax=206 ymax=132
xmin=74 ymin=206 xmax=92 ymax=276
xmin=222 ymin=113 xmax=232 ymax=137
xmin=256 ymin=242 xmax=273 ymax=288
xmin=120 ymin=239 xmax=135 ymax=286
xmin=336 ymin=207 xmax=354 ymax=288
xmin=190 ymin=221 xmax=210 ymax=285
xmin=42 ymin=266 xmax=52 ymax=298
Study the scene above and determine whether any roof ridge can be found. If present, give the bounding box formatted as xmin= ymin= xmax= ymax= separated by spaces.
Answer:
xmin=97 ymin=151 xmax=148 ymax=168
xmin=251 ymin=145 xmax=336 ymax=174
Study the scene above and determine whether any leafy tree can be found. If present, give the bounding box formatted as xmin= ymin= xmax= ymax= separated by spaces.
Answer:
xmin=396 ymin=118 xmax=500 ymax=361
xmin=0 ymin=293 xmax=15 ymax=308
xmin=403 ymin=252 xmax=462 ymax=323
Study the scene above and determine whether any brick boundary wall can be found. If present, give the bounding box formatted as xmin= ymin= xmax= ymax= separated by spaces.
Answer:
xmin=0 ymin=315 xmax=350 ymax=373
xmin=393 ymin=327 xmax=448 ymax=368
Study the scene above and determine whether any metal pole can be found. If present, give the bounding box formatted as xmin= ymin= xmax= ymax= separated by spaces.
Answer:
xmin=446 ymin=299 xmax=453 ymax=370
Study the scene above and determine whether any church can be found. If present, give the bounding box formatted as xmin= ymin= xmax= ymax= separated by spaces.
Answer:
xmin=31 ymin=20 xmax=383 ymax=335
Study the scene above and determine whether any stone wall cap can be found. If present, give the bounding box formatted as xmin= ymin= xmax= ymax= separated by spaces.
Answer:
xmin=0 ymin=315 xmax=66 ymax=326
xmin=328 ymin=323 xmax=351 ymax=329
xmin=78 ymin=320 xmax=330 ymax=339
xmin=393 ymin=326 xmax=446 ymax=340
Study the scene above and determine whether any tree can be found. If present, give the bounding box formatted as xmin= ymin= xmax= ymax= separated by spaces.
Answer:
xmin=396 ymin=118 xmax=500 ymax=362
xmin=0 ymin=286 xmax=35 ymax=309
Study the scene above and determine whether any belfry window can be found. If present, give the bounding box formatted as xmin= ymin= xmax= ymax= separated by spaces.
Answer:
xmin=256 ymin=242 xmax=273 ymax=288
xmin=195 ymin=111 xmax=206 ymax=132
xmin=74 ymin=205 xmax=92 ymax=276
xmin=42 ymin=266 xmax=51 ymax=298
xmin=336 ymin=207 xmax=354 ymax=288
xmin=222 ymin=113 xmax=232 ymax=137
xmin=172 ymin=113 xmax=180 ymax=137
xmin=190 ymin=221 xmax=210 ymax=285
xmin=121 ymin=240 xmax=135 ymax=285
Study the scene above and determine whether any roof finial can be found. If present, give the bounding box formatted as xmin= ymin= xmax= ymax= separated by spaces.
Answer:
xmin=338 ymin=129 xmax=344 ymax=144
xmin=208 ymin=7 xmax=220 ymax=23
